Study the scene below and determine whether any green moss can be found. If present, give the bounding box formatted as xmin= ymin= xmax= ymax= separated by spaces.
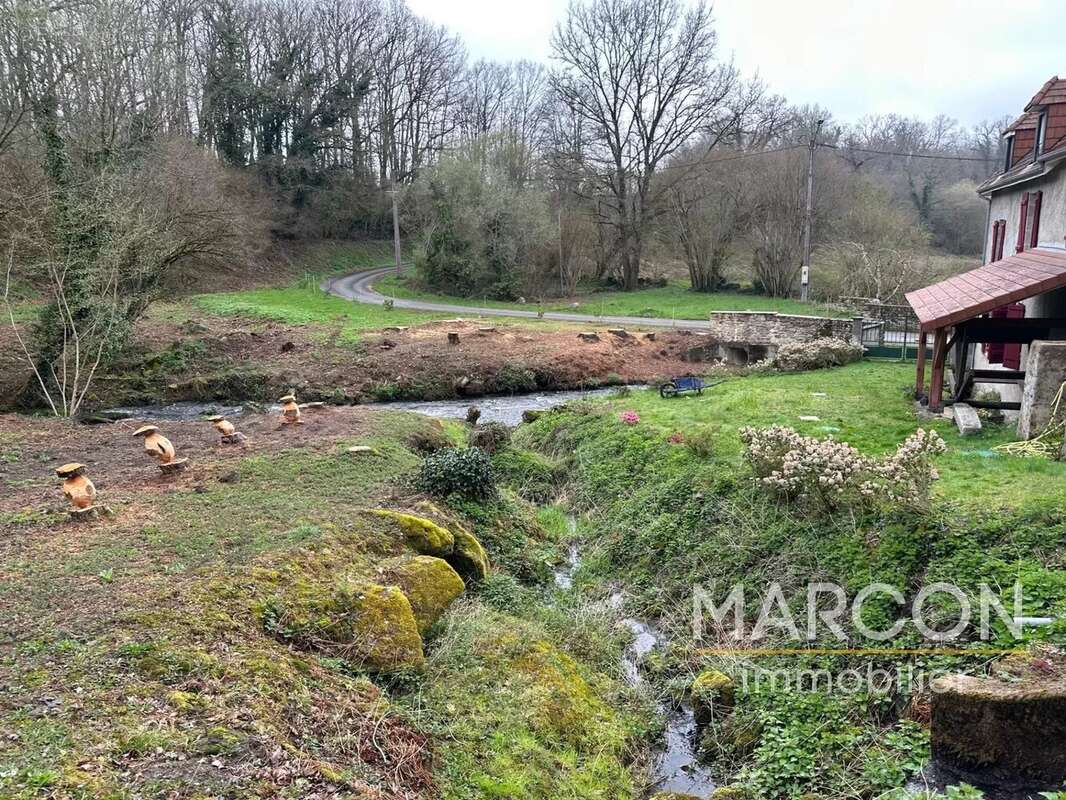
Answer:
xmin=449 ymin=524 xmax=490 ymax=584
xmin=709 ymin=789 xmax=753 ymax=800
xmin=651 ymin=793 xmax=704 ymax=800
xmin=371 ymin=509 xmax=454 ymax=556
xmin=692 ymin=669 xmax=735 ymax=723
xmin=263 ymin=580 xmax=425 ymax=673
xmin=381 ymin=555 xmax=465 ymax=634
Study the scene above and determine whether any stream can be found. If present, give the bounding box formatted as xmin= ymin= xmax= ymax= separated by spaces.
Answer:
xmin=101 ymin=385 xmax=638 ymax=426
xmin=554 ymin=531 xmax=717 ymax=797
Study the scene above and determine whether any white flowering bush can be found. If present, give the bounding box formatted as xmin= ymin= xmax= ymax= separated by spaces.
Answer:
xmin=740 ymin=425 xmax=947 ymax=511
xmin=774 ymin=338 xmax=863 ymax=372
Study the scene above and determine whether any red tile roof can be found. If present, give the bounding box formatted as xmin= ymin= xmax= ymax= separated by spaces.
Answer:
xmin=906 ymin=248 xmax=1066 ymax=329
xmin=1005 ymin=111 xmax=1040 ymax=133
xmin=1026 ymin=76 xmax=1066 ymax=110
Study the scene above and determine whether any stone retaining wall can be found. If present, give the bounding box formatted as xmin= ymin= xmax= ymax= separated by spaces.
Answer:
xmin=707 ymin=311 xmax=860 ymax=346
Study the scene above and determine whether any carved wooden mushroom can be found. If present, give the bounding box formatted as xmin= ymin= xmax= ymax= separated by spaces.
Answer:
xmin=207 ymin=415 xmax=244 ymax=444
xmin=279 ymin=394 xmax=302 ymax=425
xmin=56 ymin=462 xmax=97 ymax=518
xmin=132 ymin=425 xmax=188 ymax=473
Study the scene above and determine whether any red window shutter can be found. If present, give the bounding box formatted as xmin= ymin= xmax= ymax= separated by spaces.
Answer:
xmin=986 ymin=305 xmax=1008 ymax=364
xmin=1016 ymin=192 xmax=1030 ymax=253
xmin=1002 ymin=303 xmax=1026 ymax=370
xmin=1029 ymin=190 xmax=1043 ymax=249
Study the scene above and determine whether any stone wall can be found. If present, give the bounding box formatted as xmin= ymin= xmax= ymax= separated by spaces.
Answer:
xmin=1018 ymin=340 xmax=1066 ymax=438
xmin=706 ymin=311 xmax=859 ymax=346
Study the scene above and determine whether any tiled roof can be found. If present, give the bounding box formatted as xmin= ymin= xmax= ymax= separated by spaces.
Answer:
xmin=1005 ymin=111 xmax=1040 ymax=133
xmin=906 ymin=248 xmax=1066 ymax=329
xmin=1027 ymin=76 xmax=1066 ymax=110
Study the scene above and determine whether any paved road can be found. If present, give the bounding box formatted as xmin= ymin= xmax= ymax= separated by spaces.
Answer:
xmin=323 ymin=264 xmax=714 ymax=330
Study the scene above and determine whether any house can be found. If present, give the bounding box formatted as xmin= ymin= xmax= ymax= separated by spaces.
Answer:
xmin=906 ymin=76 xmax=1066 ymax=414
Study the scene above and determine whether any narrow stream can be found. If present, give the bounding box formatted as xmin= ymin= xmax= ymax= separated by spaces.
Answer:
xmin=101 ymin=385 xmax=640 ymax=426
xmin=554 ymin=529 xmax=716 ymax=797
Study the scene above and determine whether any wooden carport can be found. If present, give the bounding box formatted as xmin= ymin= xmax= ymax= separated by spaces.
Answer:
xmin=905 ymin=248 xmax=1066 ymax=412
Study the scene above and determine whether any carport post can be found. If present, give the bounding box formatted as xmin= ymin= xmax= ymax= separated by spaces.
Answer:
xmin=915 ymin=328 xmax=928 ymax=400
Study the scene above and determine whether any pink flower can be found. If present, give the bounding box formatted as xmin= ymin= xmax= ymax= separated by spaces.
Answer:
xmin=620 ymin=410 xmax=640 ymax=425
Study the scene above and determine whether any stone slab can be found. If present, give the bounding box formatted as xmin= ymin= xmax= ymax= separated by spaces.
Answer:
xmin=952 ymin=403 xmax=982 ymax=436
xmin=1019 ymin=341 xmax=1066 ymax=439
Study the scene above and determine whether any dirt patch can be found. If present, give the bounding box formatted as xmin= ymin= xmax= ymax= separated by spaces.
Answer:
xmin=1 ymin=310 xmax=722 ymax=410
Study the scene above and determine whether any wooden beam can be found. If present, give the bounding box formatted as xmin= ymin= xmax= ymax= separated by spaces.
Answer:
xmin=915 ymin=329 xmax=929 ymax=400
xmin=929 ymin=328 xmax=949 ymax=412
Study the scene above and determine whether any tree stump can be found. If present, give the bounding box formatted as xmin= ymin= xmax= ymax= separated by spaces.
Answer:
xmin=578 ymin=332 xmax=600 ymax=342
xmin=159 ymin=458 xmax=189 ymax=475
xmin=448 ymin=332 xmax=460 ymax=345
xmin=644 ymin=332 xmax=656 ymax=341
xmin=607 ymin=328 xmax=629 ymax=338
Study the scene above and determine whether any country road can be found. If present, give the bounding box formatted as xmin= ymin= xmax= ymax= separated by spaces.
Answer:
xmin=323 ymin=264 xmax=715 ymax=330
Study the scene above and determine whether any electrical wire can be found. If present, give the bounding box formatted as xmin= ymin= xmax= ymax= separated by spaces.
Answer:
xmin=821 ymin=143 xmax=994 ymax=163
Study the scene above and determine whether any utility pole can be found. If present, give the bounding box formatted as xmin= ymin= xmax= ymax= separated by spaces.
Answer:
xmin=391 ymin=179 xmax=402 ymax=276
xmin=800 ymin=118 xmax=824 ymax=302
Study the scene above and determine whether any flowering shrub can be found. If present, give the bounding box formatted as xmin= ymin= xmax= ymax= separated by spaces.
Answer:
xmin=774 ymin=338 xmax=863 ymax=372
xmin=740 ymin=425 xmax=946 ymax=511
xmin=619 ymin=411 xmax=640 ymax=425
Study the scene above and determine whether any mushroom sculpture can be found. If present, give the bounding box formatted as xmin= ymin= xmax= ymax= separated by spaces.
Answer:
xmin=207 ymin=415 xmax=245 ymax=444
xmin=56 ymin=463 xmax=97 ymax=518
xmin=133 ymin=425 xmax=188 ymax=473
xmin=279 ymin=394 xmax=302 ymax=425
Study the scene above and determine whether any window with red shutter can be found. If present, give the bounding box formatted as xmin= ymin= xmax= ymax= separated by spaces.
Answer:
xmin=1029 ymin=191 xmax=1043 ymax=249
xmin=986 ymin=305 xmax=1008 ymax=364
xmin=1002 ymin=303 xmax=1026 ymax=370
xmin=1016 ymin=193 xmax=1030 ymax=253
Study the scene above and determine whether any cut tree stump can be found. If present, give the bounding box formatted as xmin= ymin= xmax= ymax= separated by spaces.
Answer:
xmin=644 ymin=332 xmax=656 ymax=341
xmin=448 ymin=331 xmax=461 ymax=345
xmin=607 ymin=328 xmax=629 ymax=338
xmin=159 ymin=458 xmax=189 ymax=475
xmin=578 ymin=332 xmax=600 ymax=342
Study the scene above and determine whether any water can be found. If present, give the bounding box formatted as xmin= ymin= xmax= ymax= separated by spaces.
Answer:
xmin=103 ymin=386 xmax=639 ymax=426
xmin=365 ymin=386 xmax=638 ymax=427
xmin=555 ymin=534 xmax=716 ymax=796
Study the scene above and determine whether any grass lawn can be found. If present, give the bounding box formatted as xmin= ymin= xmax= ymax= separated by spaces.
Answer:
xmin=375 ymin=274 xmax=850 ymax=320
xmin=577 ymin=360 xmax=1066 ymax=509
xmin=192 ymin=284 xmax=450 ymax=340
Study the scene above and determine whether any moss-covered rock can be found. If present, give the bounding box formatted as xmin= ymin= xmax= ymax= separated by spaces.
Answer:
xmin=709 ymin=788 xmax=753 ymax=800
xmin=380 ymin=555 xmax=465 ymax=634
xmin=692 ymin=669 xmax=735 ymax=723
xmin=265 ymin=581 xmax=425 ymax=673
xmin=448 ymin=524 xmax=490 ymax=583
xmin=650 ymin=793 xmax=703 ymax=800
xmin=371 ymin=510 xmax=454 ymax=556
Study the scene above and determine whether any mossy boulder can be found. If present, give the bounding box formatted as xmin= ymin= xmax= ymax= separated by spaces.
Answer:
xmin=650 ymin=793 xmax=703 ymax=800
xmin=709 ymin=789 xmax=752 ymax=800
xmin=448 ymin=525 xmax=490 ymax=583
xmin=931 ymin=665 xmax=1066 ymax=785
xmin=691 ymin=669 xmax=735 ymax=724
xmin=380 ymin=555 xmax=465 ymax=634
xmin=371 ymin=510 xmax=454 ymax=556
xmin=265 ymin=581 xmax=424 ymax=673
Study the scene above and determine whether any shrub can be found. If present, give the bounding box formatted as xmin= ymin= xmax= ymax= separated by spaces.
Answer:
xmin=740 ymin=425 xmax=946 ymax=511
xmin=405 ymin=422 xmax=454 ymax=455
xmin=685 ymin=427 xmax=716 ymax=458
xmin=418 ymin=447 xmax=497 ymax=499
xmin=774 ymin=338 xmax=863 ymax=372
xmin=468 ymin=422 xmax=512 ymax=454
xmin=619 ymin=411 xmax=640 ymax=425
xmin=492 ymin=447 xmax=563 ymax=503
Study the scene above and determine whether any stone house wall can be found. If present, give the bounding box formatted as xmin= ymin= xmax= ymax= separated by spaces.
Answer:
xmin=706 ymin=311 xmax=858 ymax=346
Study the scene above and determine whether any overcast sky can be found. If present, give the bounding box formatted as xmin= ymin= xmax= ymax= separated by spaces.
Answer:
xmin=406 ymin=0 xmax=1064 ymax=127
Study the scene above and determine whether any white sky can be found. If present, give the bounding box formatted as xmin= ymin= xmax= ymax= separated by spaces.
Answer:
xmin=406 ymin=0 xmax=1066 ymax=126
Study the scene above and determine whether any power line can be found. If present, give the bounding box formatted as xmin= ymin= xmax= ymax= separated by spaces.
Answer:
xmin=822 ymin=143 xmax=992 ymax=163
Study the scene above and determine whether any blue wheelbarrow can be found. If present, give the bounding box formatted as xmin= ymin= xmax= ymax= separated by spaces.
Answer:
xmin=659 ymin=375 xmax=715 ymax=398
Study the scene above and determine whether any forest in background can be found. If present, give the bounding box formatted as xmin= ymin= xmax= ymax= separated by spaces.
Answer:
xmin=0 ymin=0 xmax=1006 ymax=412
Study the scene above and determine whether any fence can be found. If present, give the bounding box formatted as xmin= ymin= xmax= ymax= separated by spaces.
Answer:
xmin=840 ymin=298 xmax=925 ymax=360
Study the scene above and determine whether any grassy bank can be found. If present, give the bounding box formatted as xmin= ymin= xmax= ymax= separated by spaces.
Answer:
xmin=0 ymin=409 xmax=646 ymax=799
xmin=375 ymin=274 xmax=849 ymax=320
xmin=513 ymin=361 xmax=1066 ymax=798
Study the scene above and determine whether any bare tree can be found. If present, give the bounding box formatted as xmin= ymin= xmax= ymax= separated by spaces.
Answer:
xmin=550 ymin=0 xmax=741 ymax=290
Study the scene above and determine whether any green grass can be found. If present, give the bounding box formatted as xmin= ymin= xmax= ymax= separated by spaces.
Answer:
xmin=194 ymin=284 xmax=449 ymax=341
xmin=561 ymin=361 xmax=1066 ymax=508
xmin=511 ymin=360 xmax=1066 ymax=799
xmin=376 ymin=274 xmax=849 ymax=320
xmin=295 ymin=239 xmax=396 ymax=278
